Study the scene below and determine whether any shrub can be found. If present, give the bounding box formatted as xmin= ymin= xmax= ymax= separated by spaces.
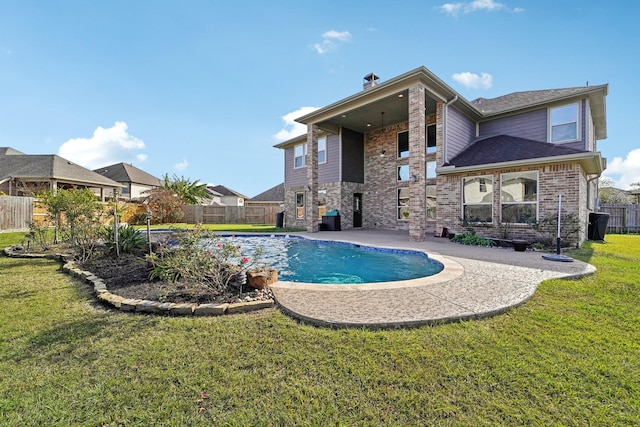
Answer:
xmin=102 ymin=224 xmax=147 ymax=254
xmin=451 ymin=233 xmax=496 ymax=247
xmin=145 ymin=226 xmax=263 ymax=295
xmin=532 ymin=212 xmax=582 ymax=248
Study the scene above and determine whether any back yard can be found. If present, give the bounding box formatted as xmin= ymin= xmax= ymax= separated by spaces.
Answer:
xmin=0 ymin=232 xmax=638 ymax=425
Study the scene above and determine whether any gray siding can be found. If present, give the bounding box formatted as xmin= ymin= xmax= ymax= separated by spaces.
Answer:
xmin=446 ymin=106 xmax=476 ymax=161
xmin=283 ymin=146 xmax=306 ymax=188
xmin=479 ymin=99 xmax=589 ymax=151
xmin=479 ymin=109 xmax=547 ymax=141
xmin=319 ymin=134 xmax=340 ymax=184
xmin=341 ymin=128 xmax=364 ymax=183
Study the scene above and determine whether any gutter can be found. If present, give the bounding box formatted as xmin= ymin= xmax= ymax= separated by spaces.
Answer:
xmin=442 ymin=95 xmax=458 ymax=164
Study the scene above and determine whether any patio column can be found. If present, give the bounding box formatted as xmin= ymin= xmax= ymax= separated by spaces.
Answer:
xmin=306 ymin=123 xmax=319 ymax=233
xmin=408 ymin=83 xmax=426 ymax=241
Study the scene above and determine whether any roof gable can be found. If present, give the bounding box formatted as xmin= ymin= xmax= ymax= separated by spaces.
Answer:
xmin=94 ymin=163 xmax=162 ymax=187
xmin=209 ymin=185 xmax=249 ymax=199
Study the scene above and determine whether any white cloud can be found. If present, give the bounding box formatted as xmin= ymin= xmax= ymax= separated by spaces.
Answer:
xmin=452 ymin=71 xmax=493 ymax=89
xmin=602 ymin=148 xmax=640 ymax=190
xmin=313 ymin=30 xmax=351 ymax=54
xmin=58 ymin=121 xmax=146 ymax=169
xmin=439 ymin=0 xmax=522 ymax=14
xmin=174 ymin=158 xmax=188 ymax=171
xmin=273 ymin=106 xmax=319 ymax=141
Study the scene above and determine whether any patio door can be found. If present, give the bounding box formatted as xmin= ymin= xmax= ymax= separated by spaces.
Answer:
xmin=353 ymin=193 xmax=362 ymax=228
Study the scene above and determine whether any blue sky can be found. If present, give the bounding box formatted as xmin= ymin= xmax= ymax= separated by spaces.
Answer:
xmin=1 ymin=0 xmax=638 ymax=197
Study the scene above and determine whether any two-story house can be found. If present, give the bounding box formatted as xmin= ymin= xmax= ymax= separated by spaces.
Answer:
xmin=275 ymin=67 xmax=607 ymax=245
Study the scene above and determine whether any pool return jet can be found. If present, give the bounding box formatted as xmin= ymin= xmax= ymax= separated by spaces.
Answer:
xmin=542 ymin=194 xmax=574 ymax=262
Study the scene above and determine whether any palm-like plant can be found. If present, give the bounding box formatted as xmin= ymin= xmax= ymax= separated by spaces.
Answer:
xmin=163 ymin=173 xmax=209 ymax=204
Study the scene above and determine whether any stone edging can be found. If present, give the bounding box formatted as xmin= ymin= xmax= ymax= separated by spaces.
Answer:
xmin=3 ymin=247 xmax=275 ymax=316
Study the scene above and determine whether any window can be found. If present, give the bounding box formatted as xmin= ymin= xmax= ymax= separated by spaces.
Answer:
xmin=398 ymin=165 xmax=409 ymax=181
xmin=463 ymin=176 xmax=493 ymax=223
xmin=501 ymin=171 xmax=538 ymax=223
xmin=318 ymin=190 xmax=327 ymax=219
xmin=426 ymin=124 xmax=436 ymax=154
xmin=426 ymin=161 xmax=436 ymax=179
xmin=295 ymin=192 xmax=305 ymax=219
xmin=550 ymin=103 xmax=580 ymax=143
xmin=294 ymin=143 xmax=307 ymax=168
xmin=426 ymin=184 xmax=436 ymax=220
xmin=318 ymin=137 xmax=327 ymax=164
xmin=397 ymin=187 xmax=410 ymax=220
xmin=398 ymin=131 xmax=409 ymax=158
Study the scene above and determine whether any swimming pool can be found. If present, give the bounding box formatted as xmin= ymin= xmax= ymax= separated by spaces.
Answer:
xmin=219 ymin=235 xmax=443 ymax=284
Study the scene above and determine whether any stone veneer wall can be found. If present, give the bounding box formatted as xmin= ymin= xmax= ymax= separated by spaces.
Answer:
xmin=437 ymin=162 xmax=588 ymax=246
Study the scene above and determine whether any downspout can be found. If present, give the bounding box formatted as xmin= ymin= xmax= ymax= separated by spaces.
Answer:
xmin=442 ymin=95 xmax=458 ymax=164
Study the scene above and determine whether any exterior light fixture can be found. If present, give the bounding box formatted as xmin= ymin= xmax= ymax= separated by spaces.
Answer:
xmin=410 ymin=174 xmax=418 ymax=182
xmin=379 ymin=149 xmax=386 ymax=157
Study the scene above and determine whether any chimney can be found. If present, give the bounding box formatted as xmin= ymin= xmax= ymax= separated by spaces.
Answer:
xmin=363 ymin=73 xmax=380 ymax=90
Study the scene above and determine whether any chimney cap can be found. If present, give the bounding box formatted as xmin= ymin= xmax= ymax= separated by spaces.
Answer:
xmin=363 ymin=73 xmax=380 ymax=89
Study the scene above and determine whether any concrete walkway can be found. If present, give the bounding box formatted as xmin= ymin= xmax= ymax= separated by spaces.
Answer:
xmin=269 ymin=229 xmax=596 ymax=328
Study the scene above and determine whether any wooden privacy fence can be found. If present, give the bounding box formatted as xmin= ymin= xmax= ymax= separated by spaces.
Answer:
xmin=599 ymin=204 xmax=640 ymax=234
xmin=0 ymin=196 xmax=35 ymax=231
xmin=182 ymin=204 xmax=281 ymax=225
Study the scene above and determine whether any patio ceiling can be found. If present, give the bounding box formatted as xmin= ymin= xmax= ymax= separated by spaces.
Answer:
xmin=314 ymin=90 xmax=439 ymax=134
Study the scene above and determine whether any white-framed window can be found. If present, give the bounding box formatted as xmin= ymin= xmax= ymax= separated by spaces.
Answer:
xmin=397 ymin=187 xmax=410 ymax=220
xmin=549 ymin=102 xmax=580 ymax=143
xmin=398 ymin=131 xmax=409 ymax=158
xmin=318 ymin=137 xmax=327 ymax=164
xmin=501 ymin=171 xmax=538 ymax=223
xmin=463 ymin=176 xmax=493 ymax=223
xmin=398 ymin=165 xmax=409 ymax=182
xmin=295 ymin=192 xmax=305 ymax=219
xmin=426 ymin=161 xmax=437 ymax=179
xmin=426 ymin=124 xmax=436 ymax=154
xmin=426 ymin=184 xmax=436 ymax=220
xmin=294 ymin=143 xmax=307 ymax=168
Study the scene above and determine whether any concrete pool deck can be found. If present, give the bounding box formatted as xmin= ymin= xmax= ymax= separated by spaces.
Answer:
xmin=268 ymin=229 xmax=596 ymax=328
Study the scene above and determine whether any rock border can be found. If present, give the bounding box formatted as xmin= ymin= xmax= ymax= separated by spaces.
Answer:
xmin=3 ymin=246 xmax=275 ymax=316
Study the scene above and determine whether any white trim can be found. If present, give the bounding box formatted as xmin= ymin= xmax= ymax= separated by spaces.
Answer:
xmin=500 ymin=170 xmax=539 ymax=224
xmin=548 ymin=102 xmax=581 ymax=143
xmin=293 ymin=142 xmax=307 ymax=169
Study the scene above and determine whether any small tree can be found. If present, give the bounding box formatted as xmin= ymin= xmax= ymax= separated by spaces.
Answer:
xmin=144 ymin=187 xmax=184 ymax=224
xmin=598 ymin=178 xmax=631 ymax=205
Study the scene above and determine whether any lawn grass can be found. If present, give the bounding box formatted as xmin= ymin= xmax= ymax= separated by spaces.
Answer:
xmin=0 ymin=234 xmax=638 ymax=425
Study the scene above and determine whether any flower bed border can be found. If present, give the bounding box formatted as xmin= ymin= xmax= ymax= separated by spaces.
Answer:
xmin=3 ymin=247 xmax=275 ymax=316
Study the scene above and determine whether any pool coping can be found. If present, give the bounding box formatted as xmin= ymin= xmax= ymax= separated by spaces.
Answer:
xmin=261 ymin=230 xmax=597 ymax=328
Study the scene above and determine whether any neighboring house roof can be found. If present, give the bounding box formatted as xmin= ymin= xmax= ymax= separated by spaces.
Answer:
xmin=94 ymin=163 xmax=163 ymax=187
xmin=0 ymin=151 xmax=121 ymax=188
xmin=441 ymin=135 xmax=605 ymax=175
xmin=209 ymin=185 xmax=249 ymax=199
xmin=251 ymin=183 xmax=284 ymax=202
xmin=0 ymin=147 xmax=25 ymax=156
xmin=204 ymin=186 xmax=224 ymax=198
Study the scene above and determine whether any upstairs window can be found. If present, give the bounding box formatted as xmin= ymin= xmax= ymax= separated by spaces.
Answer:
xmin=294 ymin=143 xmax=307 ymax=168
xmin=398 ymin=131 xmax=409 ymax=158
xmin=549 ymin=103 xmax=580 ymax=143
xmin=318 ymin=137 xmax=327 ymax=164
xmin=426 ymin=124 xmax=436 ymax=154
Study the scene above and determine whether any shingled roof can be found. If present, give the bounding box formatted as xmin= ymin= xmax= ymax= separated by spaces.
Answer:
xmin=446 ymin=135 xmax=590 ymax=168
xmin=208 ymin=185 xmax=249 ymax=199
xmin=470 ymin=85 xmax=607 ymax=116
xmin=0 ymin=153 xmax=121 ymax=187
xmin=251 ymin=183 xmax=284 ymax=202
xmin=94 ymin=162 xmax=162 ymax=187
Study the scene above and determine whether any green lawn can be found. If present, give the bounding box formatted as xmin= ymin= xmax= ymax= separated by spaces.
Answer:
xmin=0 ymin=234 xmax=638 ymax=425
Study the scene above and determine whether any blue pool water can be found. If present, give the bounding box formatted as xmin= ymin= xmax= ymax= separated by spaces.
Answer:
xmin=219 ymin=235 xmax=443 ymax=284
